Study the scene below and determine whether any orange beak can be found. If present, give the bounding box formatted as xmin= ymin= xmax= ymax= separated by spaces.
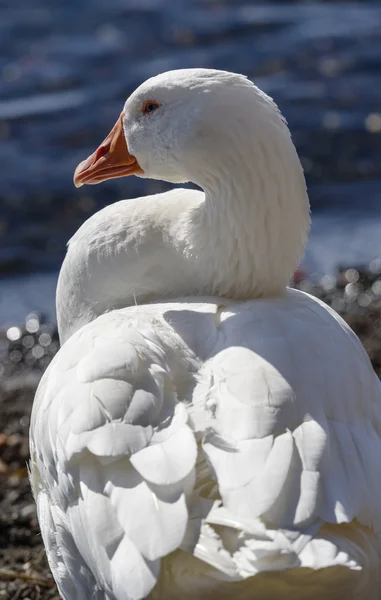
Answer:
xmin=73 ymin=112 xmax=143 ymax=188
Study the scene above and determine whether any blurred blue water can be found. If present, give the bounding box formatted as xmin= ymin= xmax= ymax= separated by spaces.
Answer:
xmin=1 ymin=0 xmax=381 ymax=323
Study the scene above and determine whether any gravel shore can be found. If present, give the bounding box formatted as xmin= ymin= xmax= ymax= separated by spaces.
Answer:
xmin=1 ymin=265 xmax=381 ymax=599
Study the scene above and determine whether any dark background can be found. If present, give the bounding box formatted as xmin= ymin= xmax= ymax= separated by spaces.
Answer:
xmin=1 ymin=0 xmax=381 ymax=323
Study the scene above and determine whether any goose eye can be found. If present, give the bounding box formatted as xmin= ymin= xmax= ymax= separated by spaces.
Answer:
xmin=142 ymin=100 xmax=160 ymax=114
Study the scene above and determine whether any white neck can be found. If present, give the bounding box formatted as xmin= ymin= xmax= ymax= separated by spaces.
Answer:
xmin=180 ymin=110 xmax=310 ymax=300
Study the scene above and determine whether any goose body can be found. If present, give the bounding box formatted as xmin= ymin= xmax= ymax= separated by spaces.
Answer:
xmin=30 ymin=69 xmax=381 ymax=599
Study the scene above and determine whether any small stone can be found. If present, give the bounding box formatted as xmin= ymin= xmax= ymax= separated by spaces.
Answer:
xmin=345 ymin=282 xmax=362 ymax=298
xmin=10 ymin=349 xmax=22 ymax=363
xmin=32 ymin=345 xmax=44 ymax=359
xmin=344 ymin=268 xmax=359 ymax=283
xmin=22 ymin=335 xmax=35 ymax=349
xmin=8 ymin=475 xmax=22 ymax=488
xmin=20 ymin=505 xmax=35 ymax=519
xmin=369 ymin=259 xmax=381 ymax=275
xmin=25 ymin=313 xmax=40 ymax=333
xmin=7 ymin=434 xmax=22 ymax=447
xmin=372 ymin=280 xmax=381 ymax=296
xmin=19 ymin=416 xmax=29 ymax=427
xmin=39 ymin=332 xmax=52 ymax=347
xmin=358 ymin=293 xmax=372 ymax=308
xmin=6 ymin=326 xmax=22 ymax=341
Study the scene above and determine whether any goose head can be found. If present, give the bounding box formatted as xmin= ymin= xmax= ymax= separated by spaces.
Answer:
xmin=75 ymin=69 xmax=262 ymax=187
xmin=74 ymin=69 xmax=309 ymax=202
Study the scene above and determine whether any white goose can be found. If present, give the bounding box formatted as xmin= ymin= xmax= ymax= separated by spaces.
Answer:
xmin=30 ymin=69 xmax=381 ymax=600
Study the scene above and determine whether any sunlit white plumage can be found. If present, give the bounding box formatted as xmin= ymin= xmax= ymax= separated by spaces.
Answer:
xmin=30 ymin=69 xmax=381 ymax=600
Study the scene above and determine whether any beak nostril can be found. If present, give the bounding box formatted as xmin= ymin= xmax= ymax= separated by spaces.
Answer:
xmin=94 ymin=143 xmax=110 ymax=162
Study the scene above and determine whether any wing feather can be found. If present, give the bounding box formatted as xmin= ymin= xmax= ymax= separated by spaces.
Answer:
xmin=30 ymin=310 xmax=197 ymax=599
xmin=198 ymin=289 xmax=381 ymax=578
